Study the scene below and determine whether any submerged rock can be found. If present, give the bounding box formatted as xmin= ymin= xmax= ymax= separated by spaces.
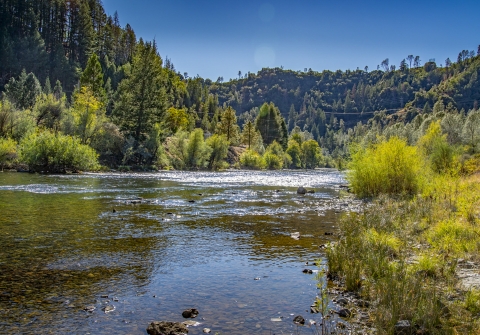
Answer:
xmin=182 ymin=320 xmax=201 ymax=327
xmin=102 ymin=305 xmax=115 ymax=313
xmin=293 ymin=315 xmax=305 ymax=325
xmin=297 ymin=187 xmax=307 ymax=195
xmin=302 ymin=269 xmax=313 ymax=274
xmin=83 ymin=305 xmax=95 ymax=313
xmin=147 ymin=321 xmax=188 ymax=335
xmin=182 ymin=308 xmax=199 ymax=318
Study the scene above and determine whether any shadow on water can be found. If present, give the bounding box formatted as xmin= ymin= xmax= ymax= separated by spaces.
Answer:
xmin=0 ymin=170 xmax=346 ymax=334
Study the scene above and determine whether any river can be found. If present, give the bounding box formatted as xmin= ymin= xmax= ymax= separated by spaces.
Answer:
xmin=0 ymin=169 xmax=347 ymax=334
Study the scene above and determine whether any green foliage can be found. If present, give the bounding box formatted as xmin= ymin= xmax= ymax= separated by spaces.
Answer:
xmin=216 ymin=106 xmax=240 ymax=145
xmin=206 ymin=134 xmax=229 ymax=170
xmin=19 ymin=131 xmax=99 ymax=173
xmin=114 ymin=40 xmax=167 ymax=142
xmin=348 ymin=137 xmax=423 ymax=197
xmin=286 ymin=140 xmax=302 ymax=168
xmin=80 ymin=53 xmax=106 ymax=102
xmin=418 ymin=121 xmax=456 ymax=173
xmin=301 ymin=139 xmax=323 ymax=169
xmin=66 ymin=87 xmax=106 ymax=145
xmin=5 ymin=70 xmax=42 ymax=110
xmin=185 ymin=128 xmax=211 ymax=169
xmin=34 ymin=93 xmax=66 ymax=131
xmin=465 ymin=289 xmax=480 ymax=314
xmin=462 ymin=109 xmax=480 ymax=153
xmin=165 ymin=130 xmax=189 ymax=170
xmin=0 ymin=100 xmax=36 ymax=141
xmin=0 ymin=137 xmax=17 ymax=169
xmin=239 ymin=149 xmax=265 ymax=170
xmin=263 ymin=152 xmax=283 ymax=169
xmin=164 ymin=107 xmax=189 ymax=134
xmin=255 ymin=102 xmax=285 ymax=147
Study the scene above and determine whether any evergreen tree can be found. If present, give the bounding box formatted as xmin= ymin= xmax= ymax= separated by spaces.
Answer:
xmin=255 ymin=102 xmax=285 ymax=147
xmin=114 ymin=40 xmax=167 ymax=142
xmin=216 ymin=106 xmax=240 ymax=145
xmin=287 ymin=104 xmax=297 ymax=131
xmin=43 ymin=77 xmax=52 ymax=95
xmin=241 ymin=119 xmax=262 ymax=150
xmin=5 ymin=70 xmax=42 ymax=110
xmin=80 ymin=53 xmax=106 ymax=102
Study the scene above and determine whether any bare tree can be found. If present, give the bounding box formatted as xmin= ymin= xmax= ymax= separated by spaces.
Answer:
xmin=407 ymin=55 xmax=414 ymax=68
xmin=414 ymin=56 xmax=421 ymax=68
xmin=381 ymin=58 xmax=390 ymax=72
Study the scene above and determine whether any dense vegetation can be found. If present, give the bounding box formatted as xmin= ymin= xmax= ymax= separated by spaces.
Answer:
xmin=0 ymin=0 xmax=479 ymax=173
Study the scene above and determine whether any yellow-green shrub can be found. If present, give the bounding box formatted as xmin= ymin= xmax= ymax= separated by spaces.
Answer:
xmin=239 ymin=149 xmax=265 ymax=169
xmin=348 ymin=137 xmax=424 ymax=197
xmin=19 ymin=131 xmax=99 ymax=172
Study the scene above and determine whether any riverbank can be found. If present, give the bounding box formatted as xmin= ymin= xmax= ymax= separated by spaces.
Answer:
xmin=325 ymin=174 xmax=480 ymax=334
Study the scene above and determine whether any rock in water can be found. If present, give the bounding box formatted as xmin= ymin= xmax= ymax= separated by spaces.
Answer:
xmin=293 ymin=315 xmax=305 ymax=325
xmin=338 ymin=308 xmax=352 ymax=318
xmin=291 ymin=232 xmax=300 ymax=240
xmin=182 ymin=308 xmax=199 ymax=318
xmin=297 ymin=187 xmax=307 ymax=195
xmin=147 ymin=321 xmax=189 ymax=335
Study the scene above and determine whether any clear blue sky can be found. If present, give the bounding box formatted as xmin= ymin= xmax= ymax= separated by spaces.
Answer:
xmin=102 ymin=0 xmax=480 ymax=81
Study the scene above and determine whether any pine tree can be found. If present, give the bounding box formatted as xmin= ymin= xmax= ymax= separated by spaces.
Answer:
xmin=288 ymin=104 xmax=297 ymax=131
xmin=216 ymin=106 xmax=240 ymax=145
xmin=114 ymin=40 xmax=167 ymax=142
xmin=80 ymin=53 xmax=106 ymax=102
xmin=255 ymin=102 xmax=285 ymax=147
xmin=43 ymin=77 xmax=52 ymax=95
xmin=241 ymin=119 xmax=262 ymax=149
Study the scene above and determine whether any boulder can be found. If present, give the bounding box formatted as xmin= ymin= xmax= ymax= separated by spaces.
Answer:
xmin=394 ymin=320 xmax=413 ymax=335
xmin=182 ymin=308 xmax=199 ymax=318
xmin=297 ymin=187 xmax=307 ymax=195
xmin=293 ymin=315 xmax=305 ymax=325
xmin=338 ymin=308 xmax=352 ymax=318
xmin=147 ymin=321 xmax=189 ymax=335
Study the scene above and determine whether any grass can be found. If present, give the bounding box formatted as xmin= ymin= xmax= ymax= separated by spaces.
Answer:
xmin=326 ymin=172 xmax=480 ymax=334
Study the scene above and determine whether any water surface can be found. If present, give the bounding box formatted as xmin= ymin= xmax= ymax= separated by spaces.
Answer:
xmin=0 ymin=170 xmax=346 ymax=334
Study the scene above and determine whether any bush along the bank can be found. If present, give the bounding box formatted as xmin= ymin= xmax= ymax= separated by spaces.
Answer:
xmin=327 ymin=128 xmax=480 ymax=333
xmin=19 ymin=131 xmax=99 ymax=173
xmin=347 ymin=137 xmax=423 ymax=198
xmin=0 ymin=137 xmax=17 ymax=170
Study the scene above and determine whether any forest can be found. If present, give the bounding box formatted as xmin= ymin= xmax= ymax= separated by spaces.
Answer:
xmin=0 ymin=0 xmax=479 ymax=173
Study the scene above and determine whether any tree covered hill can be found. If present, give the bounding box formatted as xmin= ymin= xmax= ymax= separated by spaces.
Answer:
xmin=209 ymin=53 xmax=480 ymax=131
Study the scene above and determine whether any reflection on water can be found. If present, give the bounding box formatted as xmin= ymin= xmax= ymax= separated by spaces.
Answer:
xmin=0 ymin=170 xmax=346 ymax=334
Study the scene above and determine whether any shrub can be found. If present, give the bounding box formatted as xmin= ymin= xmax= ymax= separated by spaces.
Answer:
xmin=263 ymin=152 xmax=283 ymax=169
xmin=239 ymin=149 xmax=265 ymax=169
xmin=348 ymin=137 xmax=423 ymax=197
xmin=0 ymin=138 xmax=17 ymax=169
xmin=206 ymin=134 xmax=229 ymax=170
xmin=185 ymin=128 xmax=211 ymax=169
xmin=301 ymin=139 xmax=323 ymax=169
xmin=19 ymin=131 xmax=99 ymax=172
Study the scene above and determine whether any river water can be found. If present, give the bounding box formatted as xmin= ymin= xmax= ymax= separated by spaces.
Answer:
xmin=0 ymin=170 xmax=346 ymax=334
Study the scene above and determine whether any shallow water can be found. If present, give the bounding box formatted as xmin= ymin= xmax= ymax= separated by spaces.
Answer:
xmin=0 ymin=170 xmax=346 ymax=334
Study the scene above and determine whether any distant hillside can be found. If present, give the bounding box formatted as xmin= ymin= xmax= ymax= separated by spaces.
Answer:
xmin=207 ymin=54 xmax=480 ymax=131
